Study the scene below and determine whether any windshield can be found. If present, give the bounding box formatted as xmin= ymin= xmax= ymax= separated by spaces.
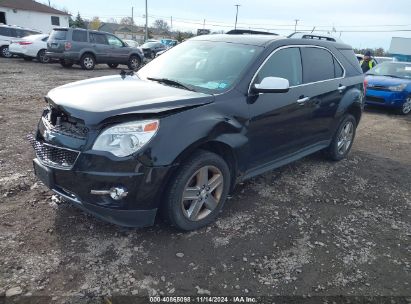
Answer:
xmin=138 ymin=40 xmax=262 ymax=93
xmin=367 ymin=62 xmax=411 ymax=79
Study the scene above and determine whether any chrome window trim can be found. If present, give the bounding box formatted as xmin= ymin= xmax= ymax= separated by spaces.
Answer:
xmin=248 ymin=45 xmax=346 ymax=94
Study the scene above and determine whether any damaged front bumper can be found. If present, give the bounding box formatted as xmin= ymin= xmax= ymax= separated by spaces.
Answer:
xmin=29 ymin=135 xmax=171 ymax=228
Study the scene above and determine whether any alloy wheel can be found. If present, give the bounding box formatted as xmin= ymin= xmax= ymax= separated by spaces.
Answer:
xmin=2 ymin=46 xmax=11 ymax=58
xmin=181 ymin=165 xmax=224 ymax=221
xmin=337 ymin=121 xmax=354 ymax=155
xmin=39 ymin=50 xmax=49 ymax=63
xmin=402 ymin=98 xmax=411 ymax=114
xmin=130 ymin=57 xmax=140 ymax=70
xmin=84 ymin=57 xmax=94 ymax=69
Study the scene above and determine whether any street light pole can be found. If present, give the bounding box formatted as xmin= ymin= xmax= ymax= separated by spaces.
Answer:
xmin=294 ymin=19 xmax=299 ymax=33
xmin=145 ymin=0 xmax=148 ymax=41
xmin=234 ymin=4 xmax=240 ymax=30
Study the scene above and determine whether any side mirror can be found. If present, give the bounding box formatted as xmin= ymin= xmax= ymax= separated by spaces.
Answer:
xmin=252 ymin=77 xmax=290 ymax=94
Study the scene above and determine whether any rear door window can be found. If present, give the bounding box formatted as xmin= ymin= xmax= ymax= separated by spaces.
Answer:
xmin=49 ymin=29 xmax=67 ymax=40
xmin=301 ymin=47 xmax=335 ymax=83
xmin=90 ymin=33 xmax=107 ymax=44
xmin=0 ymin=27 xmax=12 ymax=37
xmin=72 ymin=30 xmax=88 ymax=42
xmin=255 ymin=47 xmax=303 ymax=86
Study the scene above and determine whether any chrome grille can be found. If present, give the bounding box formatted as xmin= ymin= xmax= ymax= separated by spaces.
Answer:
xmin=28 ymin=135 xmax=79 ymax=169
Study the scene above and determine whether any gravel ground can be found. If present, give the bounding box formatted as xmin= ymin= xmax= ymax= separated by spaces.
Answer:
xmin=0 ymin=58 xmax=410 ymax=303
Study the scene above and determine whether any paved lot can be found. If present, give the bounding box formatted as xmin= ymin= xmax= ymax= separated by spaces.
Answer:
xmin=0 ymin=58 xmax=410 ymax=301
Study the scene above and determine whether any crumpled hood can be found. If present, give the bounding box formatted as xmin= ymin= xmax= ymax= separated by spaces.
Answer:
xmin=47 ymin=75 xmax=214 ymax=125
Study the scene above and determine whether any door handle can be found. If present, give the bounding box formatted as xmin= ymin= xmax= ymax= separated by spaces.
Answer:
xmin=338 ymin=85 xmax=347 ymax=92
xmin=297 ymin=96 xmax=310 ymax=104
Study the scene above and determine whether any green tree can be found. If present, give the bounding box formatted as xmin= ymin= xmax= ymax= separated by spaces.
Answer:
xmin=72 ymin=12 xmax=86 ymax=28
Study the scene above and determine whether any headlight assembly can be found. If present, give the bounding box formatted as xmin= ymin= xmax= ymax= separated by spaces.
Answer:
xmin=92 ymin=120 xmax=159 ymax=157
xmin=388 ymin=83 xmax=407 ymax=92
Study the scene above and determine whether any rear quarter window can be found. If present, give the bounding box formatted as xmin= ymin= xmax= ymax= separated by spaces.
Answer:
xmin=338 ymin=49 xmax=363 ymax=74
xmin=72 ymin=30 xmax=88 ymax=42
xmin=49 ymin=30 xmax=67 ymax=40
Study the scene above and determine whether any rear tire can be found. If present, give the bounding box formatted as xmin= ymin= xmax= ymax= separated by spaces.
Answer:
xmin=0 ymin=46 xmax=11 ymax=58
xmin=127 ymin=55 xmax=141 ymax=70
xmin=107 ymin=63 xmax=119 ymax=69
xmin=37 ymin=49 xmax=50 ymax=63
xmin=324 ymin=114 xmax=357 ymax=161
xmin=399 ymin=97 xmax=411 ymax=115
xmin=161 ymin=150 xmax=231 ymax=231
xmin=59 ymin=59 xmax=73 ymax=68
xmin=80 ymin=53 xmax=95 ymax=70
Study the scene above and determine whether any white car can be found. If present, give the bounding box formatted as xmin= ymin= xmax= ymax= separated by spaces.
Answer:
xmin=123 ymin=39 xmax=139 ymax=48
xmin=0 ymin=24 xmax=41 ymax=58
xmin=9 ymin=34 xmax=50 ymax=63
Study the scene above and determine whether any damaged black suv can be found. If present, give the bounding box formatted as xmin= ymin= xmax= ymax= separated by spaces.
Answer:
xmin=30 ymin=33 xmax=364 ymax=230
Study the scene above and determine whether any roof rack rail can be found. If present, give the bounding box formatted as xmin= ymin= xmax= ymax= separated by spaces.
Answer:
xmin=288 ymin=32 xmax=341 ymax=42
xmin=226 ymin=29 xmax=278 ymax=36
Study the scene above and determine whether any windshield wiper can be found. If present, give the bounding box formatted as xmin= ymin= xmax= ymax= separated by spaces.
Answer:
xmin=147 ymin=77 xmax=197 ymax=92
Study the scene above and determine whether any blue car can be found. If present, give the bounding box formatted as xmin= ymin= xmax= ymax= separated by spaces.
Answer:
xmin=365 ymin=61 xmax=411 ymax=115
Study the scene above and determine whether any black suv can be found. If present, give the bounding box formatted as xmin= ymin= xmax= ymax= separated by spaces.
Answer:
xmin=30 ymin=33 xmax=364 ymax=230
xmin=46 ymin=28 xmax=144 ymax=70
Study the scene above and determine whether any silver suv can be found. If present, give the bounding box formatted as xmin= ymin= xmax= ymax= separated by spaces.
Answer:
xmin=0 ymin=24 xmax=41 ymax=58
xmin=46 ymin=28 xmax=144 ymax=70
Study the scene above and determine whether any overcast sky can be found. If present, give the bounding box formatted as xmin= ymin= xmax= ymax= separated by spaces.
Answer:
xmin=49 ymin=0 xmax=411 ymax=50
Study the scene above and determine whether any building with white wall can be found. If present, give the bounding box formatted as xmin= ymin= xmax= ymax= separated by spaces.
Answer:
xmin=0 ymin=0 xmax=70 ymax=34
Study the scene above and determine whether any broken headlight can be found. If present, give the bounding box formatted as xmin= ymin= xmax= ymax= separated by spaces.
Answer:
xmin=92 ymin=120 xmax=159 ymax=157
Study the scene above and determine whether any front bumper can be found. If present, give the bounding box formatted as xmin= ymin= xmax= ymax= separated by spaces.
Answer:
xmin=365 ymin=89 xmax=408 ymax=108
xmin=31 ymin=141 xmax=172 ymax=228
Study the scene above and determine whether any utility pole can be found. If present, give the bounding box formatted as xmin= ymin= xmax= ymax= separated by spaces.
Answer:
xmin=131 ymin=6 xmax=134 ymax=40
xmin=145 ymin=0 xmax=148 ymax=41
xmin=203 ymin=19 xmax=205 ymax=29
xmin=234 ymin=4 xmax=240 ymax=30
xmin=294 ymin=19 xmax=299 ymax=33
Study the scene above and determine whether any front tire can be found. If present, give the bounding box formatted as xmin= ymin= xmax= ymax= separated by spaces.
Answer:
xmin=324 ymin=114 xmax=357 ymax=161
xmin=399 ymin=97 xmax=411 ymax=115
xmin=162 ymin=150 xmax=231 ymax=231
xmin=80 ymin=53 xmax=95 ymax=70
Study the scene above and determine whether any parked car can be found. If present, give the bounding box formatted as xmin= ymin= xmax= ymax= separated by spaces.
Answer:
xmin=374 ymin=56 xmax=393 ymax=64
xmin=140 ymin=41 xmax=166 ymax=58
xmin=46 ymin=28 xmax=144 ymax=70
xmin=123 ymin=39 xmax=139 ymax=48
xmin=30 ymin=33 xmax=364 ymax=230
xmin=364 ymin=61 xmax=411 ymax=114
xmin=9 ymin=34 xmax=50 ymax=63
xmin=0 ymin=24 xmax=41 ymax=58
xmin=161 ymin=38 xmax=178 ymax=48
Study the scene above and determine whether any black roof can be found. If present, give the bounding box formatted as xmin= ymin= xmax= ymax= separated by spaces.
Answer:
xmin=0 ymin=0 xmax=70 ymax=15
xmin=191 ymin=34 xmax=352 ymax=49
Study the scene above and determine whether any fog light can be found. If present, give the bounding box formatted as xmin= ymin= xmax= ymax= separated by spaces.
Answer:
xmin=90 ymin=187 xmax=128 ymax=200
xmin=110 ymin=187 xmax=128 ymax=200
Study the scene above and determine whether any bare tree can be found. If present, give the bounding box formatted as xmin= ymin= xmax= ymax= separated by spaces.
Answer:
xmin=89 ymin=16 xmax=101 ymax=30
xmin=153 ymin=19 xmax=170 ymax=32
xmin=120 ymin=17 xmax=135 ymax=26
